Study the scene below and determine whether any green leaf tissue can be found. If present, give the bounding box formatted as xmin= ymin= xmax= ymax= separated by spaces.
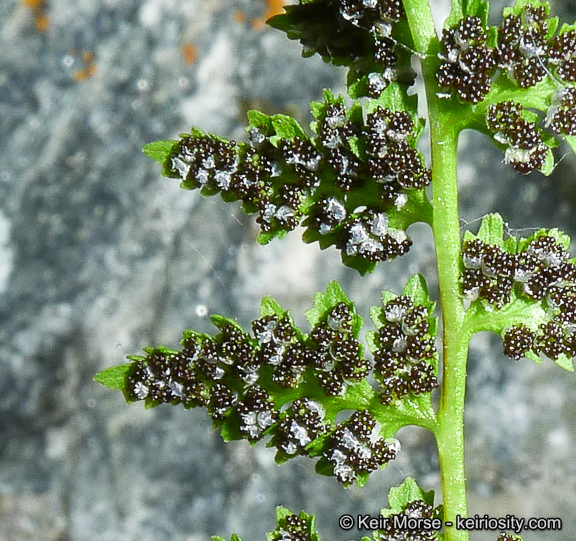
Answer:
xmin=96 ymin=0 xmax=576 ymax=539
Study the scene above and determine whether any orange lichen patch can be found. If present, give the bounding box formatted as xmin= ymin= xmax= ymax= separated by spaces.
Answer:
xmin=234 ymin=10 xmax=246 ymax=24
xmin=22 ymin=0 xmax=44 ymax=8
xmin=181 ymin=43 xmax=198 ymax=66
xmin=22 ymin=0 xmax=50 ymax=33
xmin=251 ymin=18 xmax=265 ymax=31
xmin=263 ymin=0 xmax=287 ymax=19
xmin=73 ymin=52 xmax=97 ymax=82
xmin=251 ymin=0 xmax=288 ymax=31
xmin=35 ymin=14 xmax=49 ymax=32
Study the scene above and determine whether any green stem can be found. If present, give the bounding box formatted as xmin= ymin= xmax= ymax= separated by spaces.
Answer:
xmin=428 ymin=106 xmax=469 ymax=541
xmin=403 ymin=1 xmax=471 ymax=540
xmin=402 ymin=0 xmax=437 ymax=55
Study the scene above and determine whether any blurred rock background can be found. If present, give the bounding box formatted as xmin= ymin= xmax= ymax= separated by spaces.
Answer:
xmin=0 ymin=0 xmax=575 ymax=539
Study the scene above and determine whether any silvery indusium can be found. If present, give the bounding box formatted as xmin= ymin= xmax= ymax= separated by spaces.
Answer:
xmin=95 ymin=0 xmax=576 ymax=539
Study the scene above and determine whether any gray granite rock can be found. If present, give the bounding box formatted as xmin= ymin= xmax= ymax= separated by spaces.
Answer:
xmin=1 ymin=1 xmax=576 ymax=540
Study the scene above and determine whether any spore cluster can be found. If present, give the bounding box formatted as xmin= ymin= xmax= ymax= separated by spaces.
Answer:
xmin=461 ymin=233 xmax=576 ymax=362
xmin=165 ymin=100 xmax=430 ymax=269
xmin=546 ymin=87 xmax=576 ymax=136
xmin=123 ymin=293 xmax=438 ymax=485
xmin=436 ymin=16 xmax=496 ymax=104
xmin=436 ymin=4 xmax=576 ymax=176
xmin=268 ymin=512 xmax=314 ymax=541
xmin=437 ymin=5 xmax=576 ymax=101
xmin=486 ymin=101 xmax=548 ymax=174
xmin=373 ymin=296 xmax=439 ymax=404
xmin=496 ymin=534 xmax=518 ymax=541
xmin=324 ymin=410 xmax=400 ymax=484
xmin=372 ymin=499 xmax=437 ymax=541
xmin=271 ymin=0 xmax=411 ymax=99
